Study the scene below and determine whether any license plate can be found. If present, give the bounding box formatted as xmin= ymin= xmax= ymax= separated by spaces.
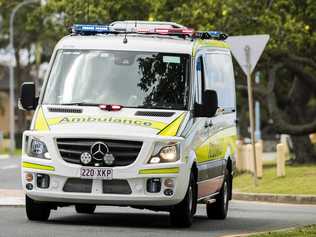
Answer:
xmin=80 ymin=167 xmax=113 ymax=180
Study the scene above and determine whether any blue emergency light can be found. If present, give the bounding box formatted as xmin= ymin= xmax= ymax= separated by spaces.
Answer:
xmin=195 ymin=31 xmax=228 ymax=40
xmin=208 ymin=31 xmax=228 ymax=40
xmin=71 ymin=24 xmax=110 ymax=35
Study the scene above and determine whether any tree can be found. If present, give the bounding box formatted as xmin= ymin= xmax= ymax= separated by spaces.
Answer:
xmin=153 ymin=0 xmax=316 ymax=163
xmin=0 ymin=0 xmax=40 ymax=132
xmin=0 ymin=0 xmax=153 ymax=132
xmin=1 ymin=0 xmax=315 ymax=163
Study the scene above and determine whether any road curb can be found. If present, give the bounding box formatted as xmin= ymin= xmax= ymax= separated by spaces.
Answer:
xmin=0 ymin=154 xmax=10 ymax=159
xmin=0 ymin=197 xmax=25 ymax=207
xmin=221 ymin=226 xmax=297 ymax=237
xmin=0 ymin=189 xmax=25 ymax=207
xmin=233 ymin=191 xmax=316 ymax=205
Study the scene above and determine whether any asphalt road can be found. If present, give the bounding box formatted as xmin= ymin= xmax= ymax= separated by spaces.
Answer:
xmin=1 ymin=201 xmax=316 ymax=237
xmin=1 ymin=157 xmax=316 ymax=237
xmin=0 ymin=155 xmax=21 ymax=189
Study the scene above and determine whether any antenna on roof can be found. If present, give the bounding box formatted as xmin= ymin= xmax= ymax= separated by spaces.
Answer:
xmin=123 ymin=22 xmax=128 ymax=44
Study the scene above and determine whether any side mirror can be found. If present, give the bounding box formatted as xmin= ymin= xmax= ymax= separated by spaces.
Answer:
xmin=194 ymin=89 xmax=218 ymax=117
xmin=19 ymin=82 xmax=38 ymax=111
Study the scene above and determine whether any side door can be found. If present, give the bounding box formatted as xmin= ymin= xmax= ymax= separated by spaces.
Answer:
xmin=194 ymin=52 xmax=224 ymax=199
xmin=204 ymin=50 xmax=237 ymax=179
xmin=194 ymin=54 xmax=210 ymax=166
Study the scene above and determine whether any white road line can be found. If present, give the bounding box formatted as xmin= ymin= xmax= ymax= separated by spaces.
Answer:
xmin=0 ymin=165 xmax=19 ymax=170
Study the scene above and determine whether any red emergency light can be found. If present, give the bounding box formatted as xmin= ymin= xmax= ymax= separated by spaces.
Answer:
xmin=99 ymin=104 xmax=123 ymax=111
xmin=137 ymin=27 xmax=194 ymax=36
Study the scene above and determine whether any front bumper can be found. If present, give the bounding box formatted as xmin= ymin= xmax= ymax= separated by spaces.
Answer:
xmin=22 ymin=131 xmax=189 ymax=207
xmin=23 ymin=163 xmax=187 ymax=206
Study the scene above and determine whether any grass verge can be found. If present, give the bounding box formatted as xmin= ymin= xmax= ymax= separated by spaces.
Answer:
xmin=249 ymin=225 xmax=316 ymax=237
xmin=234 ymin=164 xmax=316 ymax=195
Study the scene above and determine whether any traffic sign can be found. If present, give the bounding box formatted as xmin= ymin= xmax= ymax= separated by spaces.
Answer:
xmin=226 ymin=34 xmax=270 ymax=186
xmin=226 ymin=35 xmax=269 ymax=75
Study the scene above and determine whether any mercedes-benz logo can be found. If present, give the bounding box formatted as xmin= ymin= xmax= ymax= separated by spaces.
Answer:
xmin=91 ymin=142 xmax=109 ymax=161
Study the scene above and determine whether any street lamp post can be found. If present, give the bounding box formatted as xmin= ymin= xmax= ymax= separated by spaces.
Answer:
xmin=0 ymin=15 xmax=3 ymax=32
xmin=8 ymin=0 xmax=40 ymax=156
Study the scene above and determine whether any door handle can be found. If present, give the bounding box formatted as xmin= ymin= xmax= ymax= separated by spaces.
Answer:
xmin=208 ymin=120 xmax=213 ymax=127
xmin=205 ymin=120 xmax=213 ymax=128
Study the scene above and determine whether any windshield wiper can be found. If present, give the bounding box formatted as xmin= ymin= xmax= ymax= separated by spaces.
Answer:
xmin=136 ymin=104 xmax=184 ymax=110
xmin=58 ymin=102 xmax=100 ymax=106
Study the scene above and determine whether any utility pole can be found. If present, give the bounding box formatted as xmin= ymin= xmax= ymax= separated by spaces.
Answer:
xmin=0 ymin=15 xmax=3 ymax=32
xmin=245 ymin=45 xmax=258 ymax=186
xmin=255 ymin=72 xmax=261 ymax=141
xmin=8 ymin=0 xmax=40 ymax=156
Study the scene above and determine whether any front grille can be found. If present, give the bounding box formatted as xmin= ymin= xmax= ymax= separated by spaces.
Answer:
xmin=102 ymin=180 xmax=132 ymax=194
xmin=63 ymin=178 xmax=92 ymax=193
xmin=48 ymin=107 xmax=82 ymax=113
xmin=135 ymin=111 xmax=175 ymax=117
xmin=56 ymin=138 xmax=143 ymax=167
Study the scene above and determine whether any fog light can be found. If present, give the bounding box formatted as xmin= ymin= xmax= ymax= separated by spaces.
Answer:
xmin=36 ymin=174 xmax=50 ymax=189
xmin=147 ymin=178 xmax=161 ymax=193
xmin=26 ymin=183 xmax=33 ymax=190
xmin=25 ymin=173 xmax=33 ymax=182
xmin=164 ymin=189 xmax=173 ymax=196
xmin=80 ymin=152 xmax=92 ymax=165
xmin=164 ymin=178 xmax=174 ymax=188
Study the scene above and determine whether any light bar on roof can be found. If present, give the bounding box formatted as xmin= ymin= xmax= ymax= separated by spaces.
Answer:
xmin=72 ymin=24 xmax=110 ymax=35
xmin=70 ymin=23 xmax=227 ymax=41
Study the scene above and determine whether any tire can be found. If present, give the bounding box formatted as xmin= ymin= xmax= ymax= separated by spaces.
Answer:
xmin=170 ymin=172 xmax=197 ymax=228
xmin=75 ymin=204 xmax=96 ymax=214
xmin=25 ymin=195 xmax=51 ymax=221
xmin=206 ymin=170 xmax=230 ymax=219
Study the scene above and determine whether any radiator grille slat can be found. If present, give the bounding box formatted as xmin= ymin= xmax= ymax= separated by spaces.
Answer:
xmin=48 ymin=107 xmax=82 ymax=113
xmin=135 ymin=111 xmax=175 ymax=117
xmin=56 ymin=138 xmax=142 ymax=167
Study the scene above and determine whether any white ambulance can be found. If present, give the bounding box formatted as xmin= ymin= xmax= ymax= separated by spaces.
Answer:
xmin=20 ymin=21 xmax=237 ymax=227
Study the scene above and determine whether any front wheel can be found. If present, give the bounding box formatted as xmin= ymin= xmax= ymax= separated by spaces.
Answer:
xmin=26 ymin=195 xmax=51 ymax=221
xmin=169 ymin=172 xmax=197 ymax=228
xmin=206 ymin=171 xmax=230 ymax=219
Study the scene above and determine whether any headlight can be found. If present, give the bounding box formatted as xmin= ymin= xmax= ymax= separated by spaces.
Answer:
xmin=26 ymin=137 xmax=50 ymax=159
xmin=148 ymin=143 xmax=179 ymax=164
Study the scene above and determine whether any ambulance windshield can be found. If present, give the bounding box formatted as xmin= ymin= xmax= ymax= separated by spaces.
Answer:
xmin=43 ymin=50 xmax=190 ymax=110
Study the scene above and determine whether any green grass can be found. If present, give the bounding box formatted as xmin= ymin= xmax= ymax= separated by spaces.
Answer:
xmin=234 ymin=164 xmax=316 ymax=195
xmin=249 ymin=225 xmax=316 ymax=237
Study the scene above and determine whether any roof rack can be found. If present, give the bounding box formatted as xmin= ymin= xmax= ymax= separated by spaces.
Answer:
xmin=69 ymin=24 xmax=228 ymax=41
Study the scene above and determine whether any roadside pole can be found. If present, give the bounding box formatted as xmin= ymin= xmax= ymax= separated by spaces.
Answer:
xmin=245 ymin=45 xmax=258 ymax=185
xmin=255 ymin=72 xmax=261 ymax=140
xmin=8 ymin=0 xmax=40 ymax=156
xmin=226 ymin=35 xmax=269 ymax=186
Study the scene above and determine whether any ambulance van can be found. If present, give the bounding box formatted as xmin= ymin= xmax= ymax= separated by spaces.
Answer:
xmin=19 ymin=21 xmax=237 ymax=227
